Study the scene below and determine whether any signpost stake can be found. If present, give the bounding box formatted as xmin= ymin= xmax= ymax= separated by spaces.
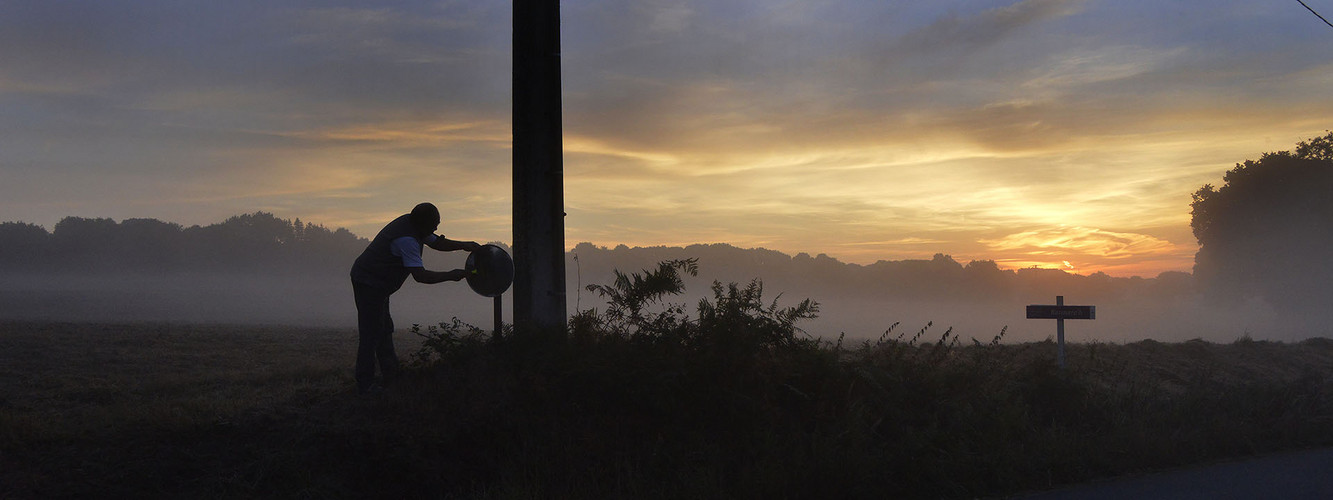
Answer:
xmin=494 ymin=294 xmax=503 ymax=338
xmin=1056 ymin=295 xmax=1066 ymax=369
xmin=1026 ymin=295 xmax=1094 ymax=369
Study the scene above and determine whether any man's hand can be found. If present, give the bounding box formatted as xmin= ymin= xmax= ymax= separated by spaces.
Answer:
xmin=463 ymin=241 xmax=482 ymax=252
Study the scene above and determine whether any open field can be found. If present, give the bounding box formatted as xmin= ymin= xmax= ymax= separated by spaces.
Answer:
xmin=2 ymin=320 xmax=1332 ymax=499
xmin=0 ymin=322 xmax=371 ymax=498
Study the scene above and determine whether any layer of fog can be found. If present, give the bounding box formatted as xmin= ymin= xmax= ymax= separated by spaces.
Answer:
xmin=0 ymin=248 xmax=495 ymax=330
xmin=2 ymin=264 xmax=1327 ymax=345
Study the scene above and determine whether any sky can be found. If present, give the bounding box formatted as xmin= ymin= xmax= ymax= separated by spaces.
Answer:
xmin=2 ymin=0 xmax=1331 ymax=278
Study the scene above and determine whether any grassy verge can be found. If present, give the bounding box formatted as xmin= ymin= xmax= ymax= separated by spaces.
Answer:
xmin=2 ymin=320 xmax=1331 ymax=499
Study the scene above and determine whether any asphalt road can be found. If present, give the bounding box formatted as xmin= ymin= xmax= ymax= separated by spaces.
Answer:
xmin=1020 ymin=447 xmax=1333 ymax=499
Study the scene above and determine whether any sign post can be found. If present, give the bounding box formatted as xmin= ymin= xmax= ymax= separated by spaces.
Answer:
xmin=494 ymin=295 xmax=503 ymax=337
xmin=1025 ymin=296 xmax=1095 ymax=368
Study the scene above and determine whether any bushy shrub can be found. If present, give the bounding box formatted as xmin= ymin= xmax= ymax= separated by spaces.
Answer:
xmin=399 ymin=260 xmax=1333 ymax=499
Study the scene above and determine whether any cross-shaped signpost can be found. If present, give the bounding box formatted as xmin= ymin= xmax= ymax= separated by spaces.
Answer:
xmin=1026 ymin=296 xmax=1095 ymax=368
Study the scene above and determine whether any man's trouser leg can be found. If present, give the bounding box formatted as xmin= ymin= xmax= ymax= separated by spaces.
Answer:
xmin=353 ymin=283 xmax=399 ymax=391
xmin=376 ymin=303 xmax=400 ymax=385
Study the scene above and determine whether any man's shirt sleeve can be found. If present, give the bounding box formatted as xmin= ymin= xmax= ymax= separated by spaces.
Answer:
xmin=389 ymin=236 xmax=426 ymax=268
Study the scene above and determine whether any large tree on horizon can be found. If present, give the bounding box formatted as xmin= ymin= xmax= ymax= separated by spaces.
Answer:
xmin=1190 ymin=131 xmax=1333 ymax=310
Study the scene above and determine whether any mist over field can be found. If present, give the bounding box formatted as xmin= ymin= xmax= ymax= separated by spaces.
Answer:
xmin=565 ymin=243 xmax=1329 ymax=344
xmin=2 ymin=212 xmax=1329 ymax=343
xmin=0 ymin=214 xmax=496 ymax=329
xmin=0 ymin=267 xmax=490 ymax=330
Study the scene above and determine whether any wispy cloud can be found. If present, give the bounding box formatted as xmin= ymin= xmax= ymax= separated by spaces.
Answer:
xmin=895 ymin=0 xmax=1084 ymax=55
xmin=2 ymin=0 xmax=1329 ymax=276
xmin=980 ymin=226 xmax=1185 ymax=262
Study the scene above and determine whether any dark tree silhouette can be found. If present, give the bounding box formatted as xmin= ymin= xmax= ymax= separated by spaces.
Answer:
xmin=1 ymin=212 xmax=366 ymax=274
xmin=0 ymin=222 xmax=53 ymax=270
xmin=1190 ymin=132 xmax=1333 ymax=310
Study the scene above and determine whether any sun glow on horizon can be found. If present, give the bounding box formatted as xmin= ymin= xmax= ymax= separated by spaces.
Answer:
xmin=3 ymin=2 xmax=1327 ymax=281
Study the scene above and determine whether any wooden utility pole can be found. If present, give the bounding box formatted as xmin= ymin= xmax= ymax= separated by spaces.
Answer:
xmin=512 ymin=0 xmax=567 ymax=332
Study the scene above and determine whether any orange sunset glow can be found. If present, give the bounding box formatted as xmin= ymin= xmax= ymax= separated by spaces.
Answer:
xmin=3 ymin=1 xmax=1332 ymax=277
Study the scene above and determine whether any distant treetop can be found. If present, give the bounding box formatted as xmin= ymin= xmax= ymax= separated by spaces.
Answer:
xmin=0 ymin=212 xmax=367 ymax=274
xmin=1190 ymin=131 xmax=1333 ymax=310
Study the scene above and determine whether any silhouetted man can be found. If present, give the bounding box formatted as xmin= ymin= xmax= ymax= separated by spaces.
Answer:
xmin=350 ymin=202 xmax=480 ymax=394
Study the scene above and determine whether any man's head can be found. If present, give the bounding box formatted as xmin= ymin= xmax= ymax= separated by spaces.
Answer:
xmin=409 ymin=202 xmax=441 ymax=237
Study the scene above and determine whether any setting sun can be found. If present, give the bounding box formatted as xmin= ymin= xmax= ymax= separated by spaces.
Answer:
xmin=2 ymin=2 xmax=1330 ymax=278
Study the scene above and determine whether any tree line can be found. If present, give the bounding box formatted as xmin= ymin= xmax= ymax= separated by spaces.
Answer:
xmin=0 ymin=132 xmax=1327 ymax=315
xmin=569 ymin=242 xmax=1193 ymax=307
xmin=0 ymin=208 xmax=1186 ymax=307
xmin=0 ymin=212 xmax=367 ymax=275
xmin=571 ymin=132 xmax=1333 ymax=315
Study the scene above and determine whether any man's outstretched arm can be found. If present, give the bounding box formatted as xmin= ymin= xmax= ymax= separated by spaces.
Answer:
xmin=408 ymin=267 xmax=469 ymax=284
xmin=427 ymin=237 xmax=481 ymax=253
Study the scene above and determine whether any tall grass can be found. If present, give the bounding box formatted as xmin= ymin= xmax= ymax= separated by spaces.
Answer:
xmin=2 ymin=263 xmax=1331 ymax=498
xmin=386 ymin=323 xmax=1333 ymax=498
xmin=380 ymin=261 xmax=1333 ymax=498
